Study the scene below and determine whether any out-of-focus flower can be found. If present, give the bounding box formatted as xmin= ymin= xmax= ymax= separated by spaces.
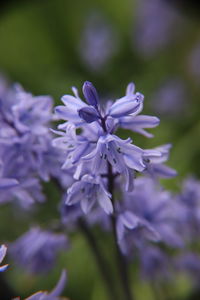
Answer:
xmin=140 ymin=246 xmax=171 ymax=281
xmin=10 ymin=227 xmax=68 ymax=273
xmin=151 ymin=78 xmax=187 ymax=117
xmin=117 ymin=177 xmax=183 ymax=255
xmin=79 ymin=12 xmax=119 ymax=72
xmin=188 ymin=41 xmax=200 ymax=83
xmin=177 ymin=177 xmax=200 ymax=241
xmin=0 ymin=78 xmax=72 ymax=208
xmin=134 ymin=0 xmax=185 ymax=58
xmin=0 ymin=244 xmax=8 ymax=272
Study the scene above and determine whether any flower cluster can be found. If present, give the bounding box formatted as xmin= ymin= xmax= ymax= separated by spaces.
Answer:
xmin=0 ymin=81 xmax=71 ymax=208
xmin=1 ymin=78 xmax=200 ymax=300
xmin=53 ymin=81 xmax=175 ymax=216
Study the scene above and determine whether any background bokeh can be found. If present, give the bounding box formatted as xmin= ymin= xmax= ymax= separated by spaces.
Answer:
xmin=0 ymin=0 xmax=200 ymax=299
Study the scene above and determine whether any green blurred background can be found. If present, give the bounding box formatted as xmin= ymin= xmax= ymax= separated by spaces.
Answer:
xmin=0 ymin=0 xmax=200 ymax=299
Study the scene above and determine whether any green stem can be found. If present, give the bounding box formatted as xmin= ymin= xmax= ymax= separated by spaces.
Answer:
xmin=78 ymin=218 xmax=119 ymax=300
xmin=108 ymin=163 xmax=133 ymax=300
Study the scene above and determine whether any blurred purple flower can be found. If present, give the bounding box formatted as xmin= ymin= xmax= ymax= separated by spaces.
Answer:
xmin=140 ymin=246 xmax=171 ymax=281
xmin=10 ymin=227 xmax=68 ymax=274
xmin=117 ymin=177 xmax=183 ymax=255
xmin=188 ymin=41 xmax=200 ymax=82
xmin=151 ymin=78 xmax=187 ymax=116
xmin=134 ymin=0 xmax=185 ymax=58
xmin=177 ymin=177 xmax=200 ymax=241
xmin=79 ymin=12 xmax=119 ymax=72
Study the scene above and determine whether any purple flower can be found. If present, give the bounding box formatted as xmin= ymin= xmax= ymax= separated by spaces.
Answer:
xmin=53 ymin=81 xmax=171 ymax=217
xmin=78 ymin=106 xmax=100 ymax=124
xmin=10 ymin=227 xmax=68 ymax=273
xmin=188 ymin=41 xmax=200 ymax=83
xmin=151 ymin=78 xmax=187 ymax=116
xmin=108 ymin=85 xmax=144 ymax=118
xmin=66 ymin=174 xmax=113 ymax=214
xmin=82 ymin=81 xmax=99 ymax=108
xmin=82 ymin=134 xmax=145 ymax=191
xmin=0 ymin=80 xmax=71 ymax=208
xmin=143 ymin=144 xmax=177 ymax=178
xmin=117 ymin=177 xmax=183 ymax=255
xmin=140 ymin=246 xmax=171 ymax=281
xmin=26 ymin=270 xmax=67 ymax=300
xmin=79 ymin=12 xmax=119 ymax=72
xmin=177 ymin=177 xmax=200 ymax=241
xmin=0 ymin=244 xmax=8 ymax=272
xmin=134 ymin=0 xmax=185 ymax=58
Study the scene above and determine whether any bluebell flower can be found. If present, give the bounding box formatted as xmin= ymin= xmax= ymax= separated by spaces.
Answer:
xmin=0 ymin=79 xmax=71 ymax=208
xmin=53 ymin=81 xmax=171 ymax=216
xmin=82 ymin=134 xmax=145 ymax=182
xmin=143 ymin=144 xmax=177 ymax=178
xmin=151 ymin=78 xmax=187 ymax=117
xmin=140 ymin=246 xmax=171 ymax=281
xmin=134 ymin=0 xmax=185 ymax=58
xmin=10 ymin=227 xmax=68 ymax=273
xmin=117 ymin=177 xmax=183 ymax=255
xmin=79 ymin=12 xmax=119 ymax=72
xmin=66 ymin=174 xmax=113 ymax=214
xmin=188 ymin=41 xmax=200 ymax=83
xmin=26 ymin=270 xmax=67 ymax=300
xmin=177 ymin=177 xmax=200 ymax=241
xmin=0 ymin=244 xmax=8 ymax=272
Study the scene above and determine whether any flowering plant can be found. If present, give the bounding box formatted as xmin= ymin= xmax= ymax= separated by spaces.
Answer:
xmin=1 ymin=79 xmax=200 ymax=300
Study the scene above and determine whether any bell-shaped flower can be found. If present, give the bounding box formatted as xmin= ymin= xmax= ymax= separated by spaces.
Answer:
xmin=118 ymin=177 xmax=183 ymax=256
xmin=66 ymin=174 xmax=113 ymax=214
xmin=108 ymin=83 xmax=144 ymax=118
xmin=143 ymin=144 xmax=177 ymax=178
xmin=82 ymin=134 xmax=145 ymax=190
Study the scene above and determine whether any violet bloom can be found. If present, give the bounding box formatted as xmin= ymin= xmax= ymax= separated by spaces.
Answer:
xmin=134 ymin=0 xmax=185 ymax=58
xmin=0 ymin=244 xmax=8 ymax=272
xmin=0 ymin=79 xmax=70 ymax=207
xmin=188 ymin=41 xmax=200 ymax=83
xmin=151 ymin=78 xmax=187 ymax=117
xmin=117 ymin=177 xmax=183 ymax=255
xmin=10 ymin=227 xmax=68 ymax=273
xmin=26 ymin=270 xmax=67 ymax=300
xmin=140 ymin=246 xmax=171 ymax=281
xmin=143 ymin=144 xmax=177 ymax=179
xmin=53 ymin=81 xmax=161 ymax=194
xmin=177 ymin=177 xmax=200 ymax=241
xmin=66 ymin=174 xmax=113 ymax=214
xmin=79 ymin=12 xmax=119 ymax=72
